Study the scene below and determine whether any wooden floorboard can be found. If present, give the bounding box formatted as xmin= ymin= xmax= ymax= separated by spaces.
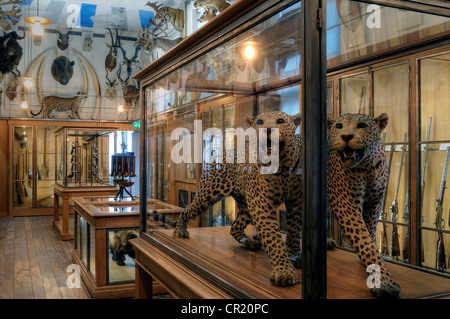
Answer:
xmin=0 ymin=216 xmax=90 ymax=299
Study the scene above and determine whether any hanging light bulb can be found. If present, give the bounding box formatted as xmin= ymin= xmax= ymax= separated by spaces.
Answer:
xmin=20 ymin=100 xmax=29 ymax=109
xmin=118 ymin=105 xmax=124 ymax=113
xmin=25 ymin=0 xmax=51 ymax=35
xmin=23 ymin=77 xmax=33 ymax=89
xmin=32 ymin=20 xmax=44 ymax=36
xmin=243 ymin=42 xmax=256 ymax=60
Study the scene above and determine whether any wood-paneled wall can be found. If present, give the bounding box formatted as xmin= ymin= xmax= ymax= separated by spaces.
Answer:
xmin=0 ymin=120 xmax=10 ymax=217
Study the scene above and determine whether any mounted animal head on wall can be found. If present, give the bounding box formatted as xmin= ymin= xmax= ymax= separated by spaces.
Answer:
xmin=33 ymin=34 xmax=41 ymax=46
xmin=57 ymin=29 xmax=71 ymax=50
xmin=145 ymin=1 xmax=184 ymax=34
xmin=105 ymin=27 xmax=120 ymax=72
xmin=51 ymin=56 xmax=75 ymax=85
xmin=83 ymin=37 xmax=92 ymax=52
xmin=6 ymin=73 xmax=19 ymax=101
xmin=0 ymin=30 xmax=24 ymax=76
xmin=105 ymin=69 xmax=118 ymax=100
xmin=0 ymin=1 xmax=23 ymax=32
xmin=117 ymin=64 xmax=139 ymax=107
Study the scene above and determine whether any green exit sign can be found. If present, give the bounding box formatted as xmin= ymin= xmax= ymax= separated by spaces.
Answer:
xmin=133 ymin=121 xmax=140 ymax=129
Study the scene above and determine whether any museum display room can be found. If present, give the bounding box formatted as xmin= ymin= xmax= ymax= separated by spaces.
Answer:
xmin=0 ymin=0 xmax=449 ymax=302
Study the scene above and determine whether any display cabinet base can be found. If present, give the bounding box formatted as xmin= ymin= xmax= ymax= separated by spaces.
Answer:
xmin=53 ymin=184 xmax=118 ymax=240
xmin=53 ymin=219 xmax=74 ymax=240
xmin=72 ymin=250 xmax=167 ymax=299
xmin=131 ymin=227 xmax=450 ymax=299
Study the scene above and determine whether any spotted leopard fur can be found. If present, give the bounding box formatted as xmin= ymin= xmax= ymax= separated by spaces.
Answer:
xmin=327 ymin=112 xmax=401 ymax=299
xmin=31 ymin=91 xmax=87 ymax=119
xmin=174 ymin=111 xmax=303 ymax=287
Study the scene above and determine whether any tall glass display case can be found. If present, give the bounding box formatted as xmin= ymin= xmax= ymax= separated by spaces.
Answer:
xmin=52 ymin=127 xmax=120 ymax=240
xmin=130 ymin=0 xmax=450 ymax=300
xmin=54 ymin=127 xmax=115 ymax=188
xmin=134 ymin=0 xmax=309 ymax=299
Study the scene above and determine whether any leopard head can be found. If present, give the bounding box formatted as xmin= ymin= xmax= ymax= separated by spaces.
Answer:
xmin=245 ymin=111 xmax=301 ymax=156
xmin=328 ymin=113 xmax=388 ymax=168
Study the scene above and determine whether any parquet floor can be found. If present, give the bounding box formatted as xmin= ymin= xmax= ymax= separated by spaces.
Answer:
xmin=0 ymin=216 xmax=90 ymax=299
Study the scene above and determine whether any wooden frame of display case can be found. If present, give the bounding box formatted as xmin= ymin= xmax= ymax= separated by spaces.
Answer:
xmin=72 ymin=195 xmax=183 ymax=299
xmin=129 ymin=0 xmax=450 ymax=301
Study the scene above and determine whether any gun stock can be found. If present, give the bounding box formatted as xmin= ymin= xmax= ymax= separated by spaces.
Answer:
xmin=21 ymin=154 xmax=29 ymax=197
xmin=15 ymin=163 xmax=23 ymax=205
xmin=390 ymin=133 xmax=407 ymax=258
xmin=391 ymin=223 xmax=400 ymax=258
xmin=379 ymin=133 xmax=391 ymax=256
xmin=419 ymin=117 xmax=433 ymax=263
xmin=436 ymin=232 xmax=447 ymax=270
xmin=434 ymin=146 xmax=450 ymax=270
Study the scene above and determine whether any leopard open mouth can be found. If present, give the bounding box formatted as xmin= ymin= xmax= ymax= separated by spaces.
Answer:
xmin=265 ymin=136 xmax=285 ymax=155
xmin=339 ymin=146 xmax=364 ymax=162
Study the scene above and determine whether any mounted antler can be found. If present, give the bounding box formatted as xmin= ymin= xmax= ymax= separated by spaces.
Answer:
xmin=0 ymin=0 xmax=23 ymax=32
xmin=117 ymin=32 xmax=141 ymax=79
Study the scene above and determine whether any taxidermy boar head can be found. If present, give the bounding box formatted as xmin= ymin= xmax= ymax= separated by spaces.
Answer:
xmin=51 ymin=56 xmax=75 ymax=86
xmin=0 ymin=31 xmax=24 ymax=75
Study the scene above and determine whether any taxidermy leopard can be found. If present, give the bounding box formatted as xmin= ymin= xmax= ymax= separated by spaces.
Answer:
xmin=327 ymin=112 xmax=401 ymax=299
xmin=30 ymin=91 xmax=87 ymax=119
xmin=174 ymin=111 xmax=303 ymax=287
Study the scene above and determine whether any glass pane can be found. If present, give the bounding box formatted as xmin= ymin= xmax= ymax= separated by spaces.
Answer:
xmin=327 ymin=80 xmax=334 ymax=118
xmin=326 ymin=0 xmax=450 ymax=68
xmin=76 ymin=213 xmax=81 ymax=254
xmin=339 ymin=73 xmax=369 ymax=114
xmin=80 ymin=217 xmax=88 ymax=265
xmin=36 ymin=127 xmax=57 ymax=207
xmin=107 ymin=229 xmax=139 ymax=284
xmin=373 ymin=63 xmax=410 ymax=262
xmin=419 ymin=53 xmax=450 ymax=274
xmin=55 ymin=128 xmax=114 ymax=188
xmin=373 ymin=63 xmax=409 ymax=143
xmin=89 ymin=226 xmax=96 ymax=278
xmin=143 ymin=2 xmax=303 ymax=292
xmin=13 ymin=126 xmax=33 ymax=208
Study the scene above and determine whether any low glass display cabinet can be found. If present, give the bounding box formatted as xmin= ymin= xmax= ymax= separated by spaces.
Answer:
xmin=72 ymin=195 xmax=183 ymax=298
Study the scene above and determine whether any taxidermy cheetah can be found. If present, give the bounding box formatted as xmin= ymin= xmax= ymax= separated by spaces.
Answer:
xmin=174 ymin=111 xmax=303 ymax=287
xmin=327 ymin=112 xmax=401 ymax=299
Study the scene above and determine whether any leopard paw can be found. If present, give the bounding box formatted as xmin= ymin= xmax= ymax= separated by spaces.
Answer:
xmin=173 ymin=225 xmax=190 ymax=238
xmin=370 ymin=279 xmax=401 ymax=299
xmin=239 ymin=235 xmax=262 ymax=250
xmin=327 ymin=238 xmax=337 ymax=250
xmin=269 ymin=265 xmax=298 ymax=287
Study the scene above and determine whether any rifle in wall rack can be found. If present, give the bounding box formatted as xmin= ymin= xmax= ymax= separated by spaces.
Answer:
xmin=390 ymin=133 xmax=408 ymax=259
xmin=434 ymin=146 xmax=450 ymax=271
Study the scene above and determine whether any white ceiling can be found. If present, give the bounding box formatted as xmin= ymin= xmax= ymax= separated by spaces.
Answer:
xmin=21 ymin=0 xmax=182 ymax=33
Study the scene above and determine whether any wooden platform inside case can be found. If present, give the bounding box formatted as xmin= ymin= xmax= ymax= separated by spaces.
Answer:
xmin=132 ymin=226 xmax=450 ymax=299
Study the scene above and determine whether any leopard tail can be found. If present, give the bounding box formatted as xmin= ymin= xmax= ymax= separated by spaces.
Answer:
xmin=30 ymin=105 xmax=43 ymax=117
